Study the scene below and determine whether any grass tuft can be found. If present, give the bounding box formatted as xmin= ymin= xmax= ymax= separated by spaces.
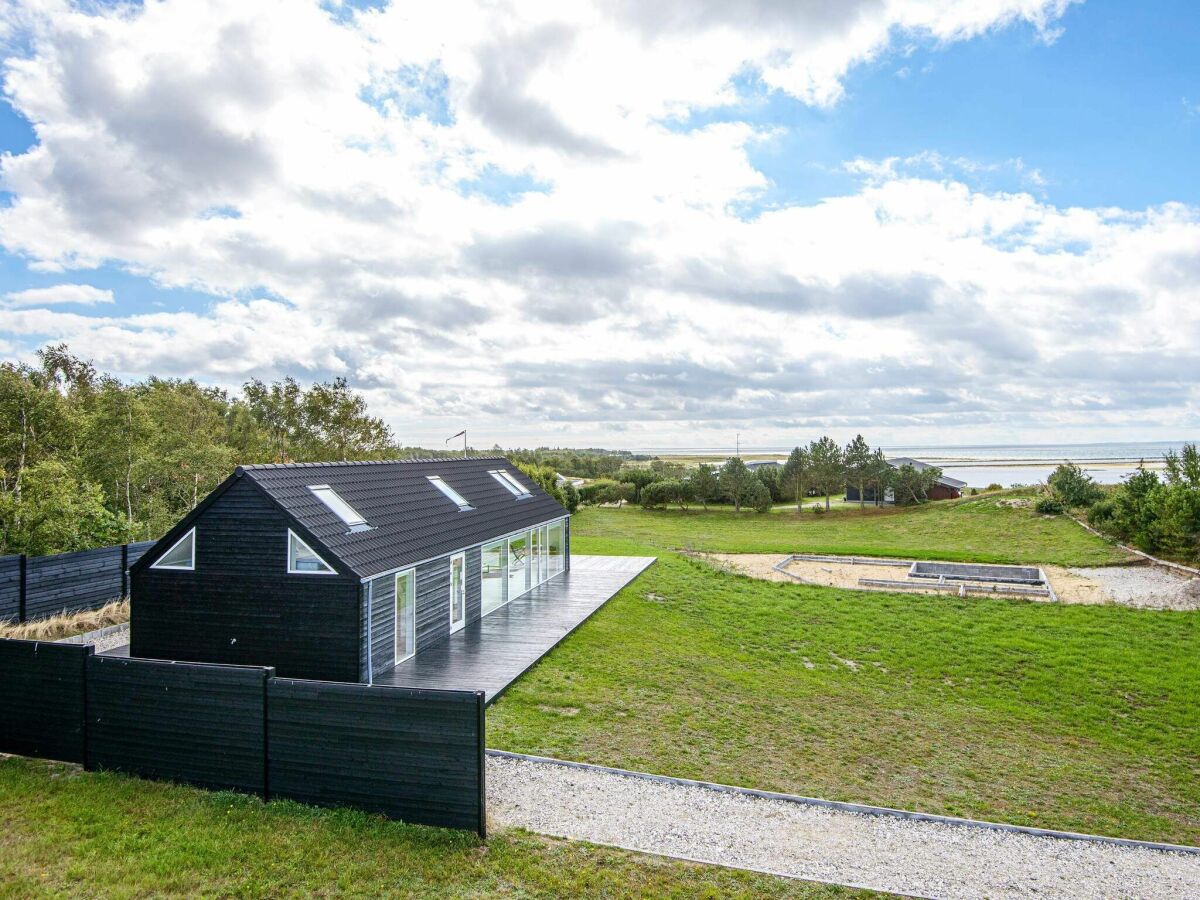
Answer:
xmin=0 ymin=599 xmax=128 ymax=642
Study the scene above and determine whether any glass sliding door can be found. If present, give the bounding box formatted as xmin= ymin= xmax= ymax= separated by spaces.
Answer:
xmin=539 ymin=525 xmax=550 ymax=583
xmin=507 ymin=532 xmax=529 ymax=600
xmin=530 ymin=527 xmax=542 ymax=586
xmin=482 ymin=540 xmax=505 ymax=615
xmin=394 ymin=569 xmax=416 ymax=664
xmin=449 ymin=553 xmax=466 ymax=633
xmin=548 ymin=520 xmax=565 ymax=576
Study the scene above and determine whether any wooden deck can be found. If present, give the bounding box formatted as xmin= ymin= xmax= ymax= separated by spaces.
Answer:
xmin=376 ymin=555 xmax=655 ymax=703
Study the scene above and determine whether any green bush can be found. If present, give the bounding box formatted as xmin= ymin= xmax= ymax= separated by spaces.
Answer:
xmin=1034 ymin=496 xmax=1065 ymax=515
xmin=985 ymin=483 xmax=1004 ymax=493
xmin=1048 ymin=463 xmax=1103 ymax=508
xmin=1087 ymin=498 xmax=1116 ymax=527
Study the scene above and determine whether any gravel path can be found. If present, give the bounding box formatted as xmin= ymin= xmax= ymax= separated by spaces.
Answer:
xmin=57 ymin=622 xmax=130 ymax=653
xmin=487 ymin=755 xmax=1200 ymax=899
xmin=1069 ymin=566 xmax=1198 ymax=610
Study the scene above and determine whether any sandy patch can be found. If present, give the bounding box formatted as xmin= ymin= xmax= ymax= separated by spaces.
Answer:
xmin=696 ymin=552 xmax=1200 ymax=610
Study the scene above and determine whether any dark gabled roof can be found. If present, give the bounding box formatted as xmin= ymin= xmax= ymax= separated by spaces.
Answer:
xmin=239 ymin=456 xmax=567 ymax=579
xmin=886 ymin=457 xmax=968 ymax=490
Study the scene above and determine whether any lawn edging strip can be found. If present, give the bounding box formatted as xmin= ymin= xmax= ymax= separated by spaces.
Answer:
xmin=487 ymin=749 xmax=1200 ymax=857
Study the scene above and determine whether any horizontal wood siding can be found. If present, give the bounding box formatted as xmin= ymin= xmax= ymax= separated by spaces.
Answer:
xmin=267 ymin=678 xmax=485 ymax=834
xmin=131 ymin=477 xmax=361 ymax=683
xmin=415 ymin=557 xmax=451 ymax=655
xmin=85 ymin=655 xmax=269 ymax=794
xmin=0 ymin=639 xmax=90 ymax=763
xmin=125 ymin=540 xmax=157 ymax=568
xmin=25 ymin=546 xmax=124 ymax=619
xmin=465 ymin=547 xmax=482 ymax=625
xmin=0 ymin=556 xmax=20 ymax=623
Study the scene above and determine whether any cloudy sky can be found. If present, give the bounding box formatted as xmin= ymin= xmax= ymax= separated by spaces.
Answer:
xmin=0 ymin=0 xmax=1197 ymax=451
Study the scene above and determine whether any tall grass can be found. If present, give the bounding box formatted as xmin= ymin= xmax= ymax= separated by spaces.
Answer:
xmin=0 ymin=599 xmax=129 ymax=641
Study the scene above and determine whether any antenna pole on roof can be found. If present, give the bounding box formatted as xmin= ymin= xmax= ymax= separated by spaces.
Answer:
xmin=446 ymin=429 xmax=467 ymax=457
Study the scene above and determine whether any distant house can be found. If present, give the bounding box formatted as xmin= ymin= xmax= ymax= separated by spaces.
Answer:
xmin=130 ymin=457 xmax=570 ymax=683
xmin=845 ymin=457 xmax=967 ymax=503
xmin=745 ymin=460 xmax=784 ymax=471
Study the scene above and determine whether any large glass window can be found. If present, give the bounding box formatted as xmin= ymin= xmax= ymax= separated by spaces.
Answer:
xmin=288 ymin=530 xmax=335 ymax=574
xmin=539 ymin=525 xmax=550 ymax=582
xmin=395 ymin=570 xmax=416 ymax=663
xmin=548 ymin=521 xmax=565 ymax=576
xmin=449 ymin=553 xmax=466 ymax=633
xmin=482 ymin=539 xmax=506 ymax=615
xmin=508 ymin=533 xmax=529 ymax=599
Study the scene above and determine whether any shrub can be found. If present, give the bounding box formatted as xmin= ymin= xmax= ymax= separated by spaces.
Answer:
xmin=1048 ymin=463 xmax=1103 ymax=508
xmin=985 ymin=483 xmax=1004 ymax=493
xmin=1035 ymin=496 xmax=1065 ymax=515
xmin=810 ymin=503 xmax=825 ymax=515
xmin=1087 ymin=498 xmax=1116 ymax=527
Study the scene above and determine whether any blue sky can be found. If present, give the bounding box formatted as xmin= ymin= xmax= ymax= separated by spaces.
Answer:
xmin=0 ymin=0 xmax=1196 ymax=448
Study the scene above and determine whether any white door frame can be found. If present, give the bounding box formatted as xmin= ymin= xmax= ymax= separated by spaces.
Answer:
xmin=395 ymin=569 xmax=416 ymax=665
xmin=448 ymin=552 xmax=466 ymax=634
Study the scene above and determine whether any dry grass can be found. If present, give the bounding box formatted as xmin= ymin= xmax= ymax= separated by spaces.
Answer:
xmin=0 ymin=599 xmax=129 ymax=641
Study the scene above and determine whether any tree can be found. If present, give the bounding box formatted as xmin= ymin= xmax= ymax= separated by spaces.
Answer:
xmin=1164 ymin=444 xmax=1200 ymax=489
xmin=515 ymin=462 xmax=578 ymax=513
xmin=843 ymin=434 xmax=873 ymax=510
xmin=756 ymin=464 xmax=782 ymax=502
xmin=865 ymin=449 xmax=892 ymax=506
xmin=618 ymin=467 xmax=658 ymax=503
xmin=891 ymin=463 xmax=942 ymax=505
xmin=780 ymin=446 xmax=810 ymax=514
xmin=718 ymin=457 xmax=758 ymax=512
xmin=747 ymin=478 xmax=773 ymax=513
xmin=807 ymin=436 xmax=845 ymax=510
xmin=1047 ymin=463 xmax=1103 ymax=508
xmin=687 ymin=464 xmax=719 ymax=510
xmin=0 ymin=460 xmax=124 ymax=556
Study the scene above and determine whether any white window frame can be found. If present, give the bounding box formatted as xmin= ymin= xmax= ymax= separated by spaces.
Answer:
xmin=448 ymin=552 xmax=466 ymax=634
xmin=395 ymin=568 xmax=416 ymax=664
xmin=308 ymin=484 xmax=371 ymax=532
xmin=427 ymin=475 xmax=473 ymax=510
xmin=151 ymin=527 xmax=196 ymax=571
xmin=287 ymin=529 xmax=337 ymax=575
xmin=489 ymin=469 xmax=531 ymax=498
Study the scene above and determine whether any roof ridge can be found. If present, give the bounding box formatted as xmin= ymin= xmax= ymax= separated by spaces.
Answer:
xmin=240 ymin=456 xmax=510 ymax=471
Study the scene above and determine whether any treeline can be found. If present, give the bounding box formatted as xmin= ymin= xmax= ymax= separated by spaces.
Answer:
xmin=579 ymin=436 xmax=945 ymax=513
xmin=0 ymin=346 xmax=425 ymax=556
xmin=1048 ymin=446 xmax=1200 ymax=562
xmin=505 ymin=447 xmax=649 ymax=479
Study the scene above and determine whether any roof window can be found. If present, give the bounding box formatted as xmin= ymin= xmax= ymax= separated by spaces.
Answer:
xmin=427 ymin=475 xmax=473 ymax=511
xmin=309 ymin=484 xmax=371 ymax=532
xmin=489 ymin=469 xmax=531 ymax=498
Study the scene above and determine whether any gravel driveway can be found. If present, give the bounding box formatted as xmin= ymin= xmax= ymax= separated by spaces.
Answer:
xmin=487 ymin=754 xmax=1200 ymax=899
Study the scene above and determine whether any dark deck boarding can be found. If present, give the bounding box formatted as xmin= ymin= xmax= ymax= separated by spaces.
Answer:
xmin=376 ymin=555 xmax=655 ymax=703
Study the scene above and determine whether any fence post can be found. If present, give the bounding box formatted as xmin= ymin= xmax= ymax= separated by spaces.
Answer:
xmin=120 ymin=544 xmax=129 ymax=598
xmin=18 ymin=554 xmax=27 ymax=623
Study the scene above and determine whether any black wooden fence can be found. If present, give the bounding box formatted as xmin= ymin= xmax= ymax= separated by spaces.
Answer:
xmin=0 ymin=641 xmax=487 ymax=836
xmin=0 ymin=540 xmax=156 ymax=624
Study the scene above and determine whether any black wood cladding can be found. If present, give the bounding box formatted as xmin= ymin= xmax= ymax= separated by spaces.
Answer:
xmin=1 ymin=637 xmax=485 ymax=835
xmin=85 ymin=655 xmax=270 ymax=795
xmin=0 ymin=541 xmax=153 ymax=624
xmin=0 ymin=639 xmax=90 ymax=763
xmin=131 ymin=479 xmax=361 ymax=682
xmin=268 ymin=678 xmax=485 ymax=835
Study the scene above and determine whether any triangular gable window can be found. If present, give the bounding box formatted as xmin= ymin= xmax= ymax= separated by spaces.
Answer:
xmin=151 ymin=528 xmax=195 ymax=571
xmin=288 ymin=529 xmax=336 ymax=575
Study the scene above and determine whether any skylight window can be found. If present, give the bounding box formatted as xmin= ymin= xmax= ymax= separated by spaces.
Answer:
xmin=309 ymin=484 xmax=371 ymax=532
xmin=427 ymin=475 xmax=473 ymax=511
xmin=288 ymin=530 xmax=336 ymax=574
xmin=152 ymin=528 xmax=195 ymax=570
xmin=490 ymin=469 xmax=531 ymax=498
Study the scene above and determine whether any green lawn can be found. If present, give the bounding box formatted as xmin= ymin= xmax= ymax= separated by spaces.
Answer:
xmin=0 ymin=757 xmax=871 ymax=899
xmin=580 ymin=498 xmax=1130 ymax=566
xmin=489 ymin=513 xmax=1199 ymax=845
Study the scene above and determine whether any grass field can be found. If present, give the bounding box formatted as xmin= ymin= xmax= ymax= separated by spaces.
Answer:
xmin=0 ymin=757 xmax=870 ymax=899
xmin=580 ymin=498 xmax=1130 ymax=566
xmin=488 ymin=509 xmax=1199 ymax=845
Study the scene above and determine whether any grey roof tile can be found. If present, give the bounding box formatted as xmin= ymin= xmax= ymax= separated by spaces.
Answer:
xmin=241 ymin=456 xmax=567 ymax=579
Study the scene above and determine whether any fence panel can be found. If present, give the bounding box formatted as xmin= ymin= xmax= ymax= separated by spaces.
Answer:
xmin=268 ymin=679 xmax=486 ymax=835
xmin=0 ymin=639 xmax=91 ymax=763
xmin=25 ymin=546 xmax=125 ymax=620
xmin=0 ymin=555 xmax=21 ymax=623
xmin=125 ymin=540 xmax=157 ymax=569
xmin=86 ymin=656 xmax=270 ymax=795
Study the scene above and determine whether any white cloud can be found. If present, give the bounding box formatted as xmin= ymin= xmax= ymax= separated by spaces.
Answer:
xmin=0 ymin=0 xmax=1194 ymax=448
xmin=3 ymin=283 xmax=114 ymax=306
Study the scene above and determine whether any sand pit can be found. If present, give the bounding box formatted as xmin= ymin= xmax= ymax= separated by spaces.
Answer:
xmin=695 ymin=553 xmax=1199 ymax=609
